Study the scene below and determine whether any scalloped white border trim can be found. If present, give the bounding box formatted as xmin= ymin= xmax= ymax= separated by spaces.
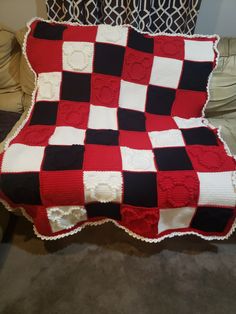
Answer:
xmin=34 ymin=216 xmax=236 ymax=242
xmin=0 ymin=17 xmax=236 ymax=242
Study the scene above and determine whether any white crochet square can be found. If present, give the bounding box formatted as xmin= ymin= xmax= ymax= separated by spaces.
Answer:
xmin=158 ymin=207 xmax=196 ymax=233
xmin=173 ymin=117 xmax=205 ymax=129
xmin=197 ymin=172 xmax=236 ymax=207
xmin=184 ymin=40 xmax=215 ymax=62
xmin=150 ymin=56 xmax=183 ymax=89
xmin=119 ymin=80 xmax=147 ymax=112
xmin=96 ymin=25 xmax=128 ymax=46
xmin=47 ymin=206 xmax=87 ymax=233
xmin=84 ymin=171 xmax=123 ymax=203
xmin=120 ymin=147 xmax=156 ymax=172
xmin=63 ymin=42 xmax=94 ymax=73
xmin=36 ymin=72 xmax=61 ymax=101
xmin=148 ymin=129 xmax=185 ymax=148
xmin=88 ymin=105 xmax=118 ymax=130
xmin=49 ymin=127 xmax=86 ymax=145
xmin=2 ymin=144 xmax=45 ymax=173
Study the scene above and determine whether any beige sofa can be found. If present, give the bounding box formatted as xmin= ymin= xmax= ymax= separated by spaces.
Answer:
xmin=0 ymin=24 xmax=236 ymax=240
xmin=0 ymin=24 xmax=34 ymax=241
xmin=206 ymin=38 xmax=236 ymax=154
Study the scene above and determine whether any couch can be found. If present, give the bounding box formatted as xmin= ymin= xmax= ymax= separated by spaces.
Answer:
xmin=0 ymin=24 xmax=33 ymax=241
xmin=0 ymin=23 xmax=235 ymax=241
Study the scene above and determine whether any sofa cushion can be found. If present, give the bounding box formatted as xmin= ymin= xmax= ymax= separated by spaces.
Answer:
xmin=0 ymin=91 xmax=24 ymax=113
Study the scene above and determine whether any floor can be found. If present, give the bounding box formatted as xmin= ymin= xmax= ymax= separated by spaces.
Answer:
xmin=0 ymin=215 xmax=236 ymax=314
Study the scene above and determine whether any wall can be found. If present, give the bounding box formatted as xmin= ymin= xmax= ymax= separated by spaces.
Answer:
xmin=0 ymin=0 xmax=236 ymax=36
xmin=195 ymin=0 xmax=236 ymax=36
xmin=0 ymin=0 xmax=47 ymax=30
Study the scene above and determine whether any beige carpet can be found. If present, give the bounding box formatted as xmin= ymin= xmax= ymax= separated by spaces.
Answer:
xmin=0 ymin=216 xmax=236 ymax=314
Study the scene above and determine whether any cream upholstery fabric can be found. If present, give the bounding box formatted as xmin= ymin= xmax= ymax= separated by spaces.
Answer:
xmin=15 ymin=27 xmax=35 ymax=110
xmin=0 ymin=91 xmax=23 ymax=113
xmin=0 ymin=25 xmax=23 ymax=113
xmin=206 ymin=38 xmax=236 ymax=118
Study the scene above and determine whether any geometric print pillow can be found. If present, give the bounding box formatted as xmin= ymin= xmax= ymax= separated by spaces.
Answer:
xmin=0 ymin=18 xmax=235 ymax=242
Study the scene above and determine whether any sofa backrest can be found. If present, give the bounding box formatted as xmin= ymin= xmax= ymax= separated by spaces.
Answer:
xmin=206 ymin=38 xmax=236 ymax=118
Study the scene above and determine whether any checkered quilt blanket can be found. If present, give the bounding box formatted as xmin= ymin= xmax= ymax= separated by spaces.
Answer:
xmin=0 ymin=18 xmax=235 ymax=241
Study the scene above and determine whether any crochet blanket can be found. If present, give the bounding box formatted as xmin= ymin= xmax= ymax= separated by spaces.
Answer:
xmin=0 ymin=18 xmax=235 ymax=241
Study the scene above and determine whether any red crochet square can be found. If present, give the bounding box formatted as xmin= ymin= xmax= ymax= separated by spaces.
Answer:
xmin=121 ymin=205 xmax=159 ymax=238
xmin=119 ymin=130 xmax=152 ymax=149
xmin=91 ymin=73 xmax=121 ymax=108
xmin=40 ymin=170 xmax=84 ymax=206
xmin=158 ymin=170 xmax=199 ymax=208
xmin=171 ymin=89 xmax=207 ymax=118
xmin=186 ymin=146 xmax=236 ymax=172
xmin=0 ymin=153 xmax=3 ymax=170
xmin=11 ymin=125 xmax=55 ymax=146
xmin=23 ymin=205 xmax=39 ymax=220
xmin=154 ymin=36 xmax=184 ymax=60
xmin=122 ymin=47 xmax=153 ymax=85
xmin=28 ymin=19 xmax=39 ymax=33
xmin=34 ymin=206 xmax=53 ymax=236
xmin=57 ymin=101 xmax=90 ymax=129
xmin=83 ymin=144 xmax=122 ymax=171
xmin=26 ymin=38 xmax=63 ymax=73
xmin=63 ymin=25 xmax=98 ymax=42
xmin=145 ymin=113 xmax=178 ymax=131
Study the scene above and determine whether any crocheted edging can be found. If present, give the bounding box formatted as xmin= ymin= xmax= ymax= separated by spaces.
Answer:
xmin=1 ymin=193 xmax=235 ymax=243
xmin=33 ymin=215 xmax=236 ymax=242
xmin=0 ymin=17 xmax=235 ymax=242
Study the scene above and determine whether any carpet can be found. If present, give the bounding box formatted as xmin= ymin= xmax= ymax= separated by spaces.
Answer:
xmin=0 ymin=216 xmax=236 ymax=314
